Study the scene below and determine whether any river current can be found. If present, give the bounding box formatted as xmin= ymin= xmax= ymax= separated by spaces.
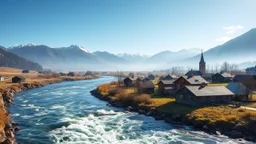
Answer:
xmin=8 ymin=76 xmax=251 ymax=144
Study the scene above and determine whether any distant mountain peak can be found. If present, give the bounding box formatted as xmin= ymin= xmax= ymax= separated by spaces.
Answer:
xmin=69 ymin=45 xmax=91 ymax=53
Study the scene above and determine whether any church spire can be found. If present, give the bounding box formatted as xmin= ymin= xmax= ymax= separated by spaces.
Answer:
xmin=200 ymin=49 xmax=205 ymax=64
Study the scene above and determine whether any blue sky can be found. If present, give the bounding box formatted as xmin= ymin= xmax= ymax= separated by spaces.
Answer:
xmin=0 ymin=0 xmax=255 ymax=55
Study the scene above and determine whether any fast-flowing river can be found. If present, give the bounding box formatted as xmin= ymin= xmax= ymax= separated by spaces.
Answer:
xmin=9 ymin=76 xmax=250 ymax=144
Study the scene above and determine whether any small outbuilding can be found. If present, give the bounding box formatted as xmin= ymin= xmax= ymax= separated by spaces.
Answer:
xmin=139 ymin=81 xmax=155 ymax=94
xmin=175 ymin=85 xmax=234 ymax=106
xmin=147 ymin=74 xmax=155 ymax=80
xmin=226 ymin=82 xmax=249 ymax=101
xmin=173 ymin=75 xmax=209 ymax=90
xmin=124 ymin=77 xmax=136 ymax=87
xmin=22 ymin=70 xmax=30 ymax=73
xmin=212 ymin=72 xmax=232 ymax=83
xmin=12 ymin=76 xmax=25 ymax=83
xmin=158 ymin=80 xmax=175 ymax=96
xmin=67 ymin=72 xmax=75 ymax=77
xmin=185 ymin=70 xmax=202 ymax=76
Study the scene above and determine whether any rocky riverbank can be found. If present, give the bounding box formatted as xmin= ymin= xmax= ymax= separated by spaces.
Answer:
xmin=90 ymin=89 xmax=256 ymax=142
xmin=0 ymin=76 xmax=98 ymax=144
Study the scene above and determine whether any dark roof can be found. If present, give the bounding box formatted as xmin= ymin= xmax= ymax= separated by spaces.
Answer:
xmin=13 ymin=76 xmax=25 ymax=80
xmin=136 ymin=77 xmax=144 ymax=81
xmin=179 ymin=86 xmax=233 ymax=97
xmin=165 ymin=74 xmax=177 ymax=79
xmin=233 ymin=75 xmax=254 ymax=81
xmin=174 ymin=76 xmax=209 ymax=84
xmin=246 ymin=66 xmax=256 ymax=71
xmin=124 ymin=77 xmax=137 ymax=81
xmin=185 ymin=70 xmax=202 ymax=76
xmin=141 ymin=81 xmax=155 ymax=88
xmin=158 ymin=80 xmax=175 ymax=85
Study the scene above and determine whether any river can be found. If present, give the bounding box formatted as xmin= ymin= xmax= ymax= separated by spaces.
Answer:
xmin=8 ymin=76 xmax=251 ymax=144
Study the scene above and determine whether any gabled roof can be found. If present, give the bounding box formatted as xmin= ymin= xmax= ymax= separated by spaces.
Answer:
xmin=13 ymin=76 xmax=25 ymax=80
xmin=185 ymin=70 xmax=202 ymax=76
xmin=233 ymin=75 xmax=254 ymax=82
xmin=221 ymin=72 xmax=232 ymax=78
xmin=178 ymin=86 xmax=233 ymax=97
xmin=124 ymin=77 xmax=137 ymax=81
xmin=174 ymin=76 xmax=209 ymax=84
xmin=158 ymin=80 xmax=175 ymax=85
xmin=226 ymin=82 xmax=249 ymax=95
xmin=141 ymin=81 xmax=155 ymax=88
xmin=165 ymin=74 xmax=177 ymax=79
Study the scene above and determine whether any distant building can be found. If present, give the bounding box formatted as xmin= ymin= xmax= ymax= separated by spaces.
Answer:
xmin=173 ymin=75 xmax=209 ymax=90
xmin=124 ymin=77 xmax=137 ymax=87
xmin=226 ymin=82 xmax=249 ymax=101
xmin=147 ymin=74 xmax=155 ymax=80
xmin=22 ymin=70 xmax=30 ymax=73
xmin=233 ymin=75 xmax=256 ymax=91
xmin=12 ymin=76 xmax=25 ymax=83
xmin=67 ymin=72 xmax=75 ymax=77
xmin=199 ymin=51 xmax=206 ymax=75
xmin=0 ymin=76 xmax=4 ymax=81
xmin=246 ymin=66 xmax=256 ymax=75
xmin=165 ymin=74 xmax=177 ymax=80
xmin=59 ymin=72 xmax=66 ymax=76
xmin=212 ymin=72 xmax=232 ymax=83
xmin=85 ymin=71 xmax=93 ymax=76
xmin=158 ymin=80 xmax=175 ymax=96
xmin=175 ymin=85 xmax=233 ymax=106
xmin=185 ymin=70 xmax=202 ymax=77
xmin=138 ymin=81 xmax=155 ymax=94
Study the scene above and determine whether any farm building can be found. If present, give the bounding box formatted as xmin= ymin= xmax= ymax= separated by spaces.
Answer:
xmin=185 ymin=70 xmax=203 ymax=77
xmin=138 ymin=81 xmax=155 ymax=94
xmin=22 ymin=70 xmax=30 ymax=73
xmin=12 ymin=76 xmax=25 ymax=83
xmin=233 ymin=75 xmax=256 ymax=91
xmin=226 ymin=82 xmax=249 ymax=101
xmin=173 ymin=75 xmax=209 ymax=90
xmin=175 ymin=85 xmax=234 ymax=106
xmin=212 ymin=72 xmax=232 ymax=83
xmin=124 ymin=77 xmax=137 ymax=87
xmin=0 ymin=76 xmax=4 ymax=81
xmin=147 ymin=74 xmax=155 ymax=80
xmin=67 ymin=72 xmax=75 ymax=76
xmin=158 ymin=80 xmax=175 ymax=96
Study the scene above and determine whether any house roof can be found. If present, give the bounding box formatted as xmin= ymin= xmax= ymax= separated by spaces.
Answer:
xmin=141 ymin=81 xmax=155 ymax=88
xmin=124 ymin=77 xmax=137 ymax=81
xmin=226 ymin=82 xmax=249 ymax=95
xmin=158 ymin=80 xmax=175 ymax=85
xmin=221 ymin=72 xmax=232 ymax=78
xmin=165 ymin=74 xmax=177 ymax=79
xmin=233 ymin=75 xmax=254 ymax=82
xmin=174 ymin=76 xmax=209 ymax=84
xmin=13 ymin=76 xmax=25 ymax=80
xmin=181 ymin=86 xmax=234 ymax=97
xmin=185 ymin=70 xmax=202 ymax=76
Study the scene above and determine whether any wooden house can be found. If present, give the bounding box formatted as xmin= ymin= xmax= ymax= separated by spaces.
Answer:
xmin=59 ymin=72 xmax=66 ymax=76
xmin=158 ymin=80 xmax=175 ymax=96
xmin=67 ymin=72 xmax=75 ymax=77
xmin=175 ymin=85 xmax=233 ymax=106
xmin=212 ymin=72 xmax=232 ymax=83
xmin=147 ymin=74 xmax=155 ymax=80
xmin=0 ymin=76 xmax=4 ymax=81
xmin=173 ymin=76 xmax=209 ymax=90
xmin=160 ymin=74 xmax=177 ymax=80
xmin=12 ymin=76 xmax=25 ymax=83
xmin=22 ymin=70 xmax=30 ymax=73
xmin=124 ymin=77 xmax=136 ymax=87
xmin=139 ymin=81 xmax=155 ymax=94
xmin=233 ymin=75 xmax=256 ymax=90
xmin=226 ymin=82 xmax=249 ymax=101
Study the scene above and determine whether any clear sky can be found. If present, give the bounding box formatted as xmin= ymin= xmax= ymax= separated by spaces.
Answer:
xmin=0 ymin=0 xmax=255 ymax=55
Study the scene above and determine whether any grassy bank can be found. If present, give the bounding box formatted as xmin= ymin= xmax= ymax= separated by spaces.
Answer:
xmin=95 ymin=81 xmax=256 ymax=140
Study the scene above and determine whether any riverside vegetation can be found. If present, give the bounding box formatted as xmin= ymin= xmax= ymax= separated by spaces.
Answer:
xmin=0 ymin=67 xmax=98 ymax=144
xmin=91 ymin=81 xmax=256 ymax=142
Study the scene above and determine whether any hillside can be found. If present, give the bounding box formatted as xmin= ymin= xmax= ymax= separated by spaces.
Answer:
xmin=0 ymin=47 xmax=43 ymax=71
xmin=183 ymin=28 xmax=256 ymax=67
xmin=8 ymin=44 xmax=104 ymax=71
xmin=93 ymin=51 xmax=127 ymax=64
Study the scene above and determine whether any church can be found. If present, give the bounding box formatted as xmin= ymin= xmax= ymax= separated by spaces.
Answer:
xmin=185 ymin=51 xmax=206 ymax=76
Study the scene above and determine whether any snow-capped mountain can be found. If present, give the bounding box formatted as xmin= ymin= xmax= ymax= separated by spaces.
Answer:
xmin=117 ymin=53 xmax=150 ymax=63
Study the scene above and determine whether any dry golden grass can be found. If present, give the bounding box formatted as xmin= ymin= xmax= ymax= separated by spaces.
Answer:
xmin=208 ymin=83 xmax=228 ymax=87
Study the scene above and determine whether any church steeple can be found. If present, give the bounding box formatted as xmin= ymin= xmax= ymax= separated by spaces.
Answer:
xmin=200 ymin=50 xmax=205 ymax=64
xmin=199 ymin=49 xmax=206 ymax=75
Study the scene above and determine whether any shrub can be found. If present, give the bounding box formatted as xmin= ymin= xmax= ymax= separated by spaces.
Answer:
xmin=97 ymin=84 xmax=111 ymax=93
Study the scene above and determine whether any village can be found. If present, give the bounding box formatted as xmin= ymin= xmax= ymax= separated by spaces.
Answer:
xmin=122 ymin=52 xmax=256 ymax=107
